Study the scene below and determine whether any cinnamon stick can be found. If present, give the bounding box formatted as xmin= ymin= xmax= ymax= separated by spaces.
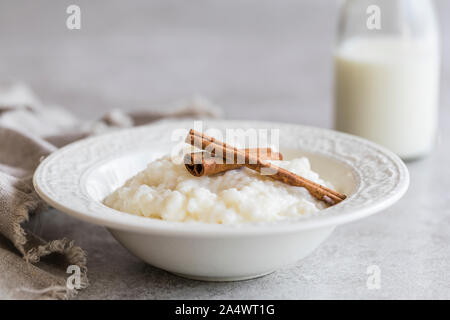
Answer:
xmin=186 ymin=129 xmax=347 ymax=206
xmin=184 ymin=148 xmax=283 ymax=177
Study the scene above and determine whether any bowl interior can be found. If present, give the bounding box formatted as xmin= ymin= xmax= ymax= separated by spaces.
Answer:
xmin=84 ymin=147 xmax=358 ymax=204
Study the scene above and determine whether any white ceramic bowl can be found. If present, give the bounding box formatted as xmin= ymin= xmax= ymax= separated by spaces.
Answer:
xmin=33 ymin=120 xmax=409 ymax=281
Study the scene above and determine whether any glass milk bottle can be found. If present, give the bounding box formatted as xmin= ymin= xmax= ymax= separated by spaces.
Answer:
xmin=334 ymin=0 xmax=440 ymax=160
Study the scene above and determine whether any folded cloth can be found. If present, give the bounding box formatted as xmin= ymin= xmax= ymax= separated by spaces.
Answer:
xmin=0 ymin=82 xmax=222 ymax=299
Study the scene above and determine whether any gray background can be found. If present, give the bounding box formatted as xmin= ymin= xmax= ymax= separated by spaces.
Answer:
xmin=1 ymin=0 xmax=449 ymax=299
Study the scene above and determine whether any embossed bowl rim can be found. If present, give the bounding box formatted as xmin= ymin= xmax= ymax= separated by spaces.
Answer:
xmin=33 ymin=120 xmax=409 ymax=236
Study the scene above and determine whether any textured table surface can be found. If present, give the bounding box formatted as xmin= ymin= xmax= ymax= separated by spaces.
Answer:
xmin=1 ymin=0 xmax=449 ymax=299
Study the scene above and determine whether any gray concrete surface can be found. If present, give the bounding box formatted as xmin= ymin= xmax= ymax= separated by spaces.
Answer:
xmin=1 ymin=0 xmax=449 ymax=299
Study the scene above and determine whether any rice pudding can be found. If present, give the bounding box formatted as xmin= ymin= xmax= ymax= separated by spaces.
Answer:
xmin=104 ymin=155 xmax=333 ymax=224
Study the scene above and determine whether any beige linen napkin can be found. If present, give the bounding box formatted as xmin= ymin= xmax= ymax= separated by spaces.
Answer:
xmin=0 ymin=83 xmax=221 ymax=299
